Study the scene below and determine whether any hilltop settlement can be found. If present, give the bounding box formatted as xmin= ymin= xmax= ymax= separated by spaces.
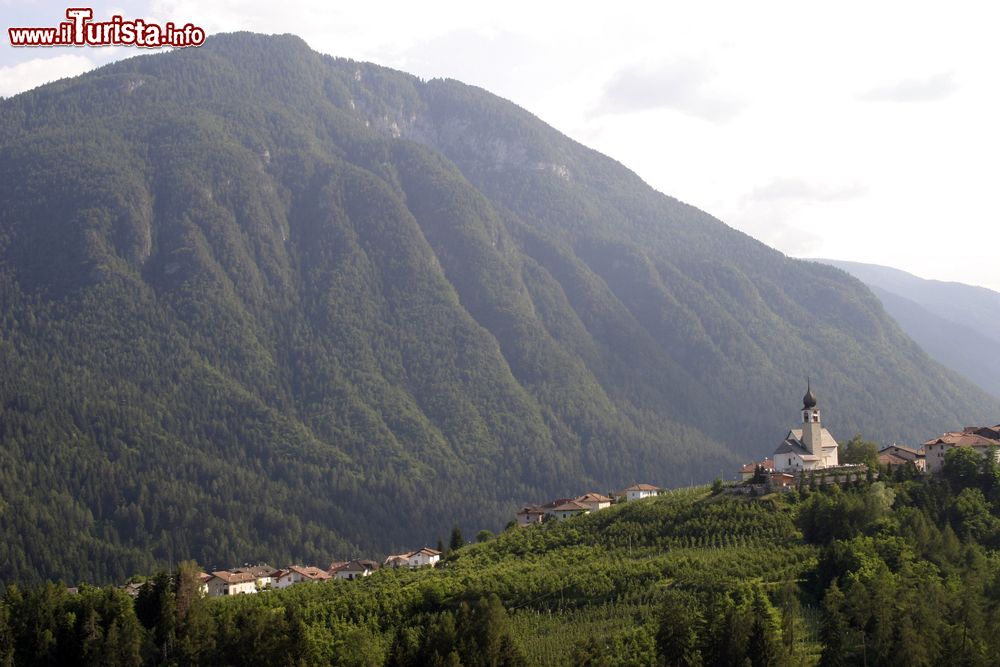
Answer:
xmin=737 ymin=383 xmax=1000 ymax=488
xmin=113 ymin=383 xmax=997 ymax=599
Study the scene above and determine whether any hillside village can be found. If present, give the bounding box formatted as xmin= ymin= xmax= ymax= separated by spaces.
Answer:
xmin=183 ymin=484 xmax=664 ymax=598
xmin=112 ymin=382 xmax=998 ymax=600
xmin=737 ymin=383 xmax=1000 ymax=488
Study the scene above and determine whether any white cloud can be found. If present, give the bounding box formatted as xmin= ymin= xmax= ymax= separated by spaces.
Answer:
xmin=0 ymin=54 xmax=95 ymax=97
xmin=744 ymin=178 xmax=868 ymax=204
xmin=593 ymin=59 xmax=744 ymax=122
xmin=858 ymin=71 xmax=958 ymax=102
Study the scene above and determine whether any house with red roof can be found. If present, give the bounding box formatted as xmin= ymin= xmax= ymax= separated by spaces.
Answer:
xmin=617 ymin=484 xmax=660 ymax=502
xmin=923 ymin=430 xmax=1000 ymax=473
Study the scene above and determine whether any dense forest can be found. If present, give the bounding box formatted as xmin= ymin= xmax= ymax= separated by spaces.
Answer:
xmin=1 ymin=32 xmax=998 ymax=584
xmin=4 ymin=451 xmax=1000 ymax=665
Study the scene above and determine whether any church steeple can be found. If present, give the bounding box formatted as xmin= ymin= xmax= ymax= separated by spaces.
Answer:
xmin=803 ymin=378 xmax=817 ymax=410
xmin=801 ymin=379 xmax=822 ymax=454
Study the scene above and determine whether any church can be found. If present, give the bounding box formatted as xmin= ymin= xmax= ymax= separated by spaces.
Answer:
xmin=772 ymin=383 xmax=839 ymax=472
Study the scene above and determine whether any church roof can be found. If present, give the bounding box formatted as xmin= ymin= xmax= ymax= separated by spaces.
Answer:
xmin=774 ymin=439 xmax=821 ymax=460
xmin=788 ymin=428 xmax=839 ymax=450
xmin=774 ymin=427 xmax=838 ymax=460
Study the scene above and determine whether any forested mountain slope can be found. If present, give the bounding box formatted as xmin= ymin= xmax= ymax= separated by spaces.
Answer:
xmin=0 ymin=32 xmax=995 ymax=584
xmin=817 ymin=259 xmax=1000 ymax=398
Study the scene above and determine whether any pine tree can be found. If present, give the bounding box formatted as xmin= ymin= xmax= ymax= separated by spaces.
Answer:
xmin=449 ymin=525 xmax=464 ymax=552
xmin=819 ymin=582 xmax=849 ymax=667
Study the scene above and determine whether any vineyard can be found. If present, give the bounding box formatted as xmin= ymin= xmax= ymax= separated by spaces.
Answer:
xmin=6 ymin=466 xmax=1000 ymax=666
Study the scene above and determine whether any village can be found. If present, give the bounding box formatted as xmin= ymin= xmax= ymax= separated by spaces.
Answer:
xmin=169 ymin=482 xmax=665 ymax=598
xmin=122 ymin=383 xmax=999 ymax=599
xmin=734 ymin=383 xmax=1000 ymax=491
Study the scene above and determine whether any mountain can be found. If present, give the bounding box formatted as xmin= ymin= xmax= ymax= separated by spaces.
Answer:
xmin=0 ymin=33 xmax=996 ymax=585
xmin=817 ymin=259 xmax=1000 ymax=399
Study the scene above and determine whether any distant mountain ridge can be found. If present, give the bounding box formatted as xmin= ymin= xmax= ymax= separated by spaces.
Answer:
xmin=816 ymin=259 xmax=1000 ymax=398
xmin=0 ymin=32 xmax=996 ymax=584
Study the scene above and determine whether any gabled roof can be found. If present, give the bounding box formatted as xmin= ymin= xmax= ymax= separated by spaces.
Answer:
xmin=576 ymin=492 xmax=612 ymax=503
xmin=923 ymin=432 xmax=997 ymax=448
xmin=963 ymin=425 xmax=1000 ymax=440
xmin=740 ymin=458 xmax=774 ymax=474
xmin=231 ymin=564 xmax=273 ymax=578
xmin=552 ymin=500 xmax=590 ymax=512
xmin=773 ymin=439 xmax=820 ymax=460
xmin=288 ymin=565 xmax=330 ymax=580
xmin=622 ymin=483 xmax=659 ymax=492
xmin=209 ymin=570 xmax=257 ymax=585
xmin=878 ymin=445 xmax=923 ymax=459
xmin=335 ymin=559 xmax=379 ymax=572
xmin=879 ymin=452 xmax=910 ymax=466
xmin=384 ymin=547 xmax=443 ymax=565
xmin=541 ymin=498 xmax=576 ymax=509
xmin=412 ymin=547 xmax=442 ymax=557
xmin=787 ymin=428 xmax=839 ymax=450
xmin=517 ymin=505 xmax=546 ymax=515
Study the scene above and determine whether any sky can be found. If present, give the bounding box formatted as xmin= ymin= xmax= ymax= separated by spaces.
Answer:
xmin=2 ymin=1 xmax=999 ymax=291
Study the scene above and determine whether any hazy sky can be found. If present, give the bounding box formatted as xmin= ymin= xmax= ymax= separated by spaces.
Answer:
xmin=3 ymin=1 xmax=998 ymax=290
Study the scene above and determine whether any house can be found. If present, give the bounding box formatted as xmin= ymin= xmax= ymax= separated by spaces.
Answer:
xmin=230 ymin=564 xmax=275 ymax=590
xmin=773 ymin=383 xmax=839 ymax=472
xmin=549 ymin=500 xmax=591 ymax=520
xmin=575 ymin=492 xmax=613 ymax=512
xmin=963 ymin=425 xmax=1000 ymax=441
xmin=739 ymin=458 xmax=774 ymax=482
xmin=767 ymin=472 xmax=797 ymax=489
xmin=383 ymin=548 xmax=442 ymax=569
xmin=877 ymin=444 xmax=925 ymax=471
xmin=205 ymin=570 xmax=258 ymax=596
xmin=331 ymin=559 xmax=379 ymax=580
xmin=405 ymin=547 xmax=441 ymax=568
xmin=923 ymin=431 xmax=1000 ymax=473
xmin=618 ymin=484 xmax=660 ymax=502
xmin=516 ymin=506 xmax=546 ymax=526
xmin=272 ymin=565 xmax=331 ymax=589
xmin=541 ymin=498 xmax=576 ymax=514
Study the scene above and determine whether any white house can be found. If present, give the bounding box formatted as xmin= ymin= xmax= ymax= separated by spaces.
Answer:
xmin=618 ymin=484 xmax=659 ymax=502
xmin=272 ymin=565 xmax=331 ymax=589
xmin=516 ymin=506 xmax=546 ymax=526
xmin=230 ymin=564 xmax=275 ymax=590
xmin=773 ymin=384 xmax=839 ymax=472
xmin=384 ymin=548 xmax=442 ymax=569
xmin=575 ymin=493 xmax=612 ymax=512
xmin=923 ymin=431 xmax=999 ymax=473
xmin=406 ymin=547 xmax=441 ymax=567
xmin=550 ymin=500 xmax=590 ymax=520
xmin=331 ymin=559 xmax=379 ymax=580
xmin=878 ymin=444 xmax=926 ymax=471
xmin=205 ymin=571 xmax=258 ymax=597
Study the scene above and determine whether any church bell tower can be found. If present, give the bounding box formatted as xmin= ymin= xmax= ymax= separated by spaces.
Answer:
xmin=801 ymin=380 xmax=822 ymax=455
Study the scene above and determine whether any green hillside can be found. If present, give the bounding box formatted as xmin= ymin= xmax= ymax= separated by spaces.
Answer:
xmin=0 ymin=32 xmax=996 ymax=584
xmin=6 ymin=466 xmax=1000 ymax=666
